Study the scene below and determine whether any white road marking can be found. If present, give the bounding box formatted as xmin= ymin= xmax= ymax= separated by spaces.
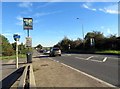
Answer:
xmin=48 ymin=57 xmax=116 ymax=87
xmin=90 ymin=59 xmax=103 ymax=63
xmin=75 ymin=57 xmax=86 ymax=60
xmin=103 ymin=57 xmax=107 ymax=62
xmin=86 ymin=56 xmax=94 ymax=60
xmin=62 ymin=54 xmax=72 ymax=56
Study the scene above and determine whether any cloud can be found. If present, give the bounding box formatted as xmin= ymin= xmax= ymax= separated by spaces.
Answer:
xmin=18 ymin=2 xmax=32 ymax=8
xmin=99 ymin=4 xmax=118 ymax=14
xmin=82 ymin=3 xmax=119 ymax=14
xmin=34 ymin=11 xmax=62 ymax=17
xmin=82 ymin=3 xmax=96 ymax=11
xmin=18 ymin=2 xmax=33 ymax=12
xmin=107 ymin=28 xmax=112 ymax=34
xmin=16 ymin=16 xmax=23 ymax=26
xmin=37 ymin=2 xmax=54 ymax=8
xmin=2 ymin=33 xmax=12 ymax=37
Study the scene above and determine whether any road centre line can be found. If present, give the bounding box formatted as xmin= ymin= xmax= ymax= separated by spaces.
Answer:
xmin=75 ymin=57 xmax=86 ymax=60
xmin=75 ymin=56 xmax=108 ymax=63
xmin=103 ymin=57 xmax=107 ymax=62
xmin=48 ymin=57 xmax=115 ymax=87
xmin=86 ymin=56 xmax=94 ymax=60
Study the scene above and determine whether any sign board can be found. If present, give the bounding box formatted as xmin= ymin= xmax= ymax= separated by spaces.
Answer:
xmin=26 ymin=37 xmax=32 ymax=47
xmin=90 ymin=38 xmax=95 ymax=46
xmin=13 ymin=34 xmax=20 ymax=41
xmin=23 ymin=18 xmax=33 ymax=30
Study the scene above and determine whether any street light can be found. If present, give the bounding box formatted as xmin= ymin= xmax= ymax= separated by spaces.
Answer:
xmin=76 ymin=18 xmax=84 ymax=40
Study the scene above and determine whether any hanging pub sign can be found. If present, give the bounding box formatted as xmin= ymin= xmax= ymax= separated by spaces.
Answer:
xmin=23 ymin=18 xmax=33 ymax=30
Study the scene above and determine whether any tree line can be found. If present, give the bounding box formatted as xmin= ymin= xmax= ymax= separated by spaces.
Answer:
xmin=1 ymin=31 xmax=120 ymax=56
xmin=0 ymin=34 xmax=29 ymax=56
xmin=54 ymin=31 xmax=120 ymax=52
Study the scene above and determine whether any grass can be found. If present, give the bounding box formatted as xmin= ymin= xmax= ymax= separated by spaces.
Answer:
xmin=96 ymin=50 xmax=120 ymax=55
xmin=0 ymin=54 xmax=26 ymax=60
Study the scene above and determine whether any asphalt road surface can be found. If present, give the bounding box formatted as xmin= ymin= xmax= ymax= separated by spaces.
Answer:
xmin=49 ymin=53 xmax=120 ymax=87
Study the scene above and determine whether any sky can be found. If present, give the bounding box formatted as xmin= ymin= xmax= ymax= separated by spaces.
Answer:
xmin=1 ymin=1 xmax=119 ymax=47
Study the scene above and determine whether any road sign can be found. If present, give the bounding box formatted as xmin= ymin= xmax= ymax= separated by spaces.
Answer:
xmin=90 ymin=38 xmax=95 ymax=46
xmin=13 ymin=34 xmax=20 ymax=41
xmin=26 ymin=37 xmax=32 ymax=47
xmin=23 ymin=18 xmax=33 ymax=30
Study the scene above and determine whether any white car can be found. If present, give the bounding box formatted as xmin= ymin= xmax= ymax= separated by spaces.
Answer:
xmin=43 ymin=50 xmax=50 ymax=54
xmin=49 ymin=48 xmax=61 ymax=57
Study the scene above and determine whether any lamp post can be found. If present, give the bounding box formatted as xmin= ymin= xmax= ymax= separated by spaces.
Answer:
xmin=76 ymin=18 xmax=84 ymax=40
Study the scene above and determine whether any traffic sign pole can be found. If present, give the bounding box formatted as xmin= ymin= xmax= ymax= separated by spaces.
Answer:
xmin=13 ymin=34 xmax=20 ymax=69
xmin=16 ymin=40 xmax=18 ymax=69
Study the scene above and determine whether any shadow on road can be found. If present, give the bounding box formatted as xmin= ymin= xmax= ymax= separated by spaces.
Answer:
xmin=0 ymin=66 xmax=25 ymax=89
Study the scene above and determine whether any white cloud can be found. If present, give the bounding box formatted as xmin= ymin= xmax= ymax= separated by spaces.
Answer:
xmin=99 ymin=4 xmax=118 ymax=14
xmin=16 ymin=16 xmax=23 ymax=26
xmin=82 ymin=3 xmax=96 ymax=11
xmin=82 ymin=3 xmax=119 ymax=14
xmin=2 ymin=33 xmax=12 ymax=37
xmin=37 ymin=2 xmax=54 ymax=8
xmin=19 ymin=2 xmax=32 ymax=8
xmin=107 ymin=28 xmax=111 ymax=34
xmin=34 ymin=11 xmax=62 ymax=17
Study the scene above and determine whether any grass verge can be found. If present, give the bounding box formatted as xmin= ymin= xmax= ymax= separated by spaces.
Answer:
xmin=0 ymin=54 xmax=26 ymax=60
xmin=96 ymin=50 xmax=120 ymax=55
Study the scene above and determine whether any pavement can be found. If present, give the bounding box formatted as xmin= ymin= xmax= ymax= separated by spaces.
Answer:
xmin=1 ymin=58 xmax=26 ymax=80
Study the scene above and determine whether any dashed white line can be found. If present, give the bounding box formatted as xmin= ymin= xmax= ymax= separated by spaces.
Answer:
xmin=86 ymin=56 xmax=94 ymax=60
xmin=90 ymin=59 xmax=103 ymax=63
xmin=103 ymin=57 xmax=107 ymax=62
xmin=75 ymin=57 xmax=85 ymax=60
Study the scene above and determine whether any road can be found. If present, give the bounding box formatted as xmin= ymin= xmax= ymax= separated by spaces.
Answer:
xmin=48 ymin=53 xmax=120 ymax=87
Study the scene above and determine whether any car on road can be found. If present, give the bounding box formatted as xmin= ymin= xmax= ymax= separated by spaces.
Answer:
xmin=43 ymin=50 xmax=50 ymax=54
xmin=49 ymin=47 xmax=61 ymax=57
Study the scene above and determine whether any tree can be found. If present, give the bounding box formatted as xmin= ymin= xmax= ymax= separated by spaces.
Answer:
xmin=59 ymin=36 xmax=71 ymax=51
xmin=35 ymin=44 xmax=42 ymax=49
xmin=0 ymin=34 xmax=14 ymax=56
xmin=85 ymin=31 xmax=104 ymax=49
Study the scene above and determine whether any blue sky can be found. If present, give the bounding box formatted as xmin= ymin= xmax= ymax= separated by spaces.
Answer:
xmin=2 ymin=2 xmax=118 ymax=47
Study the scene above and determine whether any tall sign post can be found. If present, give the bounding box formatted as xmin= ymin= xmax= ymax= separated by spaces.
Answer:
xmin=13 ymin=34 xmax=20 ymax=69
xmin=23 ymin=18 xmax=33 ymax=47
xmin=23 ymin=18 xmax=33 ymax=63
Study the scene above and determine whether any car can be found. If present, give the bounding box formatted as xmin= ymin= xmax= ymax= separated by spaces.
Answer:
xmin=49 ymin=47 xmax=61 ymax=57
xmin=43 ymin=50 xmax=50 ymax=54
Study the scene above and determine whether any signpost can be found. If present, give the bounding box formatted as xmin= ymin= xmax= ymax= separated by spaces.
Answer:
xmin=26 ymin=37 xmax=32 ymax=47
xmin=13 ymin=34 xmax=20 ymax=69
xmin=90 ymin=38 xmax=95 ymax=47
xmin=23 ymin=18 xmax=33 ymax=63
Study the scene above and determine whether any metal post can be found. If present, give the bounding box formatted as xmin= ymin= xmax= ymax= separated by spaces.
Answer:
xmin=82 ymin=24 xmax=84 ymax=40
xmin=16 ymin=40 xmax=18 ymax=69
xmin=27 ymin=30 xmax=29 ymax=37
